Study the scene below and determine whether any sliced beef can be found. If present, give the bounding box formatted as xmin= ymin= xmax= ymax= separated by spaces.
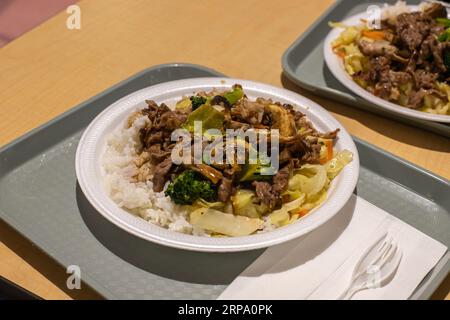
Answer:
xmin=389 ymin=71 xmax=412 ymax=86
xmin=429 ymin=37 xmax=446 ymax=72
xmin=399 ymin=27 xmax=424 ymax=51
xmin=317 ymin=128 xmax=340 ymax=140
xmin=226 ymin=120 xmax=250 ymax=130
xmin=279 ymin=148 xmax=293 ymax=164
xmin=272 ymin=163 xmax=292 ymax=194
xmin=424 ymin=3 xmax=447 ymax=19
xmin=414 ymin=69 xmax=438 ymax=89
xmin=373 ymin=82 xmax=394 ymax=100
xmin=218 ymin=177 xmax=233 ymax=202
xmin=143 ymin=131 xmax=164 ymax=148
xmin=284 ymin=134 xmax=322 ymax=164
xmin=252 ymin=181 xmax=278 ymax=209
xmin=231 ymin=99 xmax=265 ymax=125
xmin=147 ymin=144 xmax=173 ymax=165
xmin=301 ymin=139 xmax=322 ymax=164
xmin=156 ymin=110 xmax=186 ymax=131
xmin=152 ymin=156 xmax=173 ymax=192
xmin=356 ymin=56 xmax=391 ymax=84
xmin=405 ymin=51 xmax=418 ymax=73
xmin=395 ymin=12 xmax=429 ymax=51
xmin=358 ymin=40 xmax=397 ymax=57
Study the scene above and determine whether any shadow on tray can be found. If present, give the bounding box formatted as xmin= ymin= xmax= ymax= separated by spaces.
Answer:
xmin=76 ymin=183 xmax=264 ymax=285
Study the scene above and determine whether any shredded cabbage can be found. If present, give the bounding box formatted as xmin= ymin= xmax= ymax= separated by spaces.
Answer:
xmin=289 ymin=164 xmax=327 ymax=196
xmin=269 ymin=208 xmax=290 ymax=227
xmin=332 ymin=26 xmax=360 ymax=47
xmin=325 ymin=150 xmax=353 ymax=180
xmin=190 ymin=207 xmax=263 ymax=236
xmin=192 ymin=150 xmax=353 ymax=234
xmin=231 ymin=189 xmax=268 ymax=218
xmin=196 ymin=198 xmax=225 ymax=210
xmin=282 ymin=193 xmax=306 ymax=212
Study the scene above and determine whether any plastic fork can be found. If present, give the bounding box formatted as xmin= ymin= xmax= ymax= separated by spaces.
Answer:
xmin=338 ymin=233 xmax=403 ymax=300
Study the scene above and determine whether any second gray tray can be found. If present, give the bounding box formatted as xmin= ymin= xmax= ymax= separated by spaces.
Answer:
xmin=282 ymin=0 xmax=450 ymax=138
xmin=0 ymin=63 xmax=448 ymax=299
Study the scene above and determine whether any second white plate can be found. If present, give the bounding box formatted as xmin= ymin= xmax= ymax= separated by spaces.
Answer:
xmin=323 ymin=6 xmax=450 ymax=124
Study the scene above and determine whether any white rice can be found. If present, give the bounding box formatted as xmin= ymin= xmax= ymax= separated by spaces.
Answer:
xmin=101 ymin=115 xmax=198 ymax=235
xmin=381 ymin=1 xmax=411 ymax=23
xmin=381 ymin=1 xmax=435 ymax=24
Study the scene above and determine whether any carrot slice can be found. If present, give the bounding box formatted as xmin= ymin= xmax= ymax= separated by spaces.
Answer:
xmin=361 ymin=30 xmax=385 ymax=40
xmin=325 ymin=139 xmax=334 ymax=162
xmin=335 ymin=49 xmax=346 ymax=59
xmin=293 ymin=209 xmax=310 ymax=218
xmin=319 ymin=139 xmax=334 ymax=164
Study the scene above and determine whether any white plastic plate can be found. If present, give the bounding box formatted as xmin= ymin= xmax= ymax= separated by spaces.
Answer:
xmin=323 ymin=6 xmax=450 ymax=123
xmin=76 ymin=78 xmax=359 ymax=252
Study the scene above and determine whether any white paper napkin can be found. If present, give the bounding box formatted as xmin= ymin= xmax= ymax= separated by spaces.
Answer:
xmin=218 ymin=195 xmax=448 ymax=300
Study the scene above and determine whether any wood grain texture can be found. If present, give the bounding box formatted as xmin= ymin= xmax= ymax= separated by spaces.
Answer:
xmin=0 ymin=0 xmax=448 ymax=300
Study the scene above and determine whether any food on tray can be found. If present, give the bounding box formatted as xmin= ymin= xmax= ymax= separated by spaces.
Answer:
xmin=330 ymin=1 xmax=450 ymax=115
xmin=101 ymin=84 xmax=352 ymax=237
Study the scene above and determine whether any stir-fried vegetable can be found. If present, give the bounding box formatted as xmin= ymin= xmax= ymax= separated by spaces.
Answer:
xmin=330 ymin=7 xmax=450 ymax=115
xmin=231 ymin=189 xmax=268 ymax=218
xmin=341 ymin=43 xmax=366 ymax=75
xmin=361 ymin=30 xmax=385 ymax=40
xmin=438 ymin=28 xmax=450 ymax=42
xmin=239 ymin=162 xmax=273 ymax=182
xmin=269 ymin=207 xmax=290 ymax=227
xmin=190 ymin=207 xmax=264 ymax=236
xmin=295 ymin=190 xmax=327 ymax=213
xmin=269 ymin=193 xmax=307 ymax=227
xmin=331 ymin=25 xmax=360 ymax=47
xmin=319 ymin=138 xmax=334 ymax=164
xmin=223 ymin=85 xmax=244 ymax=106
xmin=195 ymin=198 xmax=225 ymax=210
xmin=175 ymin=98 xmax=192 ymax=112
xmin=190 ymin=96 xmax=207 ymax=110
xmin=325 ymin=150 xmax=353 ymax=180
xmin=289 ymin=164 xmax=328 ymax=196
xmin=237 ymin=141 xmax=274 ymax=182
xmin=436 ymin=17 xmax=450 ymax=28
xmin=165 ymin=170 xmax=217 ymax=205
xmin=183 ymin=104 xmax=224 ymax=132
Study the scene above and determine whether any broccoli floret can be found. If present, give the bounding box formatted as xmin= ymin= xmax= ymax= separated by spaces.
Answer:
xmin=165 ymin=170 xmax=217 ymax=205
xmin=190 ymin=96 xmax=207 ymax=110
xmin=223 ymin=84 xmax=244 ymax=106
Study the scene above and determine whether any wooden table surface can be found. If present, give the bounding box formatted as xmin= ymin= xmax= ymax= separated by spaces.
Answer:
xmin=0 ymin=0 xmax=448 ymax=300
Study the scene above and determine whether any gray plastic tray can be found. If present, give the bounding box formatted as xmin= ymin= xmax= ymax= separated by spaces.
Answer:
xmin=0 ymin=63 xmax=448 ymax=300
xmin=282 ymin=0 xmax=450 ymax=138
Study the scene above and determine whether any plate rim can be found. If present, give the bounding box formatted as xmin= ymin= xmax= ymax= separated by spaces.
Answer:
xmin=75 ymin=77 xmax=360 ymax=252
xmin=323 ymin=6 xmax=450 ymax=124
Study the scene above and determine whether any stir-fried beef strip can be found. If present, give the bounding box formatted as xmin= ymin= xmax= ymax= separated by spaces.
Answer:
xmin=152 ymin=156 xmax=173 ymax=192
xmin=424 ymin=2 xmax=448 ymax=19
xmin=231 ymin=99 xmax=265 ymax=125
xmin=352 ymin=3 xmax=450 ymax=109
xmin=218 ymin=177 xmax=233 ymax=202
xmin=132 ymin=85 xmax=340 ymax=209
xmin=146 ymin=144 xmax=173 ymax=165
xmin=272 ymin=162 xmax=293 ymax=194
xmin=252 ymin=181 xmax=279 ymax=210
